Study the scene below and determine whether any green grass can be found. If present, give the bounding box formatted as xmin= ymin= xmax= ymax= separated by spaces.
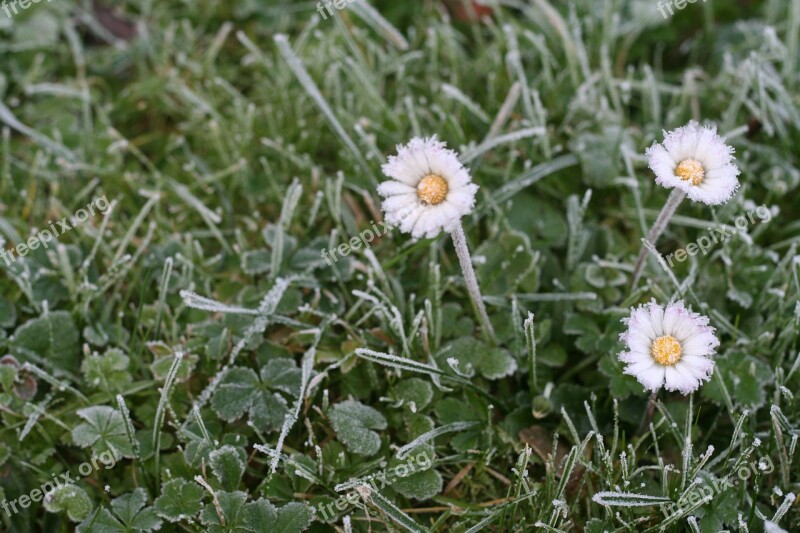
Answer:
xmin=0 ymin=0 xmax=799 ymax=531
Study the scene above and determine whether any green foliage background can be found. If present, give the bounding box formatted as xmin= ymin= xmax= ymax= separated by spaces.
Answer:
xmin=0 ymin=0 xmax=798 ymax=531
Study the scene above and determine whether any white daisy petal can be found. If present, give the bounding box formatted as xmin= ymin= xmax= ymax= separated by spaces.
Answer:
xmin=618 ymin=299 xmax=720 ymax=395
xmin=378 ymin=136 xmax=478 ymax=239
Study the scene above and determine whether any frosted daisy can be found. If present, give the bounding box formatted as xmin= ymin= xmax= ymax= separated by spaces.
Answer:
xmin=631 ymin=121 xmax=740 ymax=288
xmin=378 ymin=136 xmax=478 ymax=240
xmin=619 ymin=300 xmax=719 ymax=395
xmin=378 ymin=136 xmax=494 ymax=342
xmin=645 ymin=121 xmax=740 ymax=205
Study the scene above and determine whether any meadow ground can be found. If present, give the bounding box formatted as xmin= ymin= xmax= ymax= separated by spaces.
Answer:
xmin=0 ymin=0 xmax=799 ymax=531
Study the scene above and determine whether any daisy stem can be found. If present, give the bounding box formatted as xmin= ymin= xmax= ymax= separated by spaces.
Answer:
xmin=451 ymin=221 xmax=497 ymax=345
xmin=637 ymin=390 xmax=659 ymax=436
xmin=630 ymin=188 xmax=687 ymax=289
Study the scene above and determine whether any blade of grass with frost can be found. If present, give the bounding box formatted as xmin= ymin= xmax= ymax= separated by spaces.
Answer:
xmin=502 ymin=25 xmax=536 ymax=125
xmin=253 ymin=444 xmax=322 ymax=485
xmin=21 ymin=363 xmax=88 ymax=402
xmin=0 ymin=101 xmax=77 ymax=162
xmin=500 ymin=445 xmax=533 ymax=528
xmin=771 ymin=405 xmax=792 ymax=486
xmin=566 ymin=191 xmax=592 ymax=271
xmin=367 ymin=490 xmax=429 ymax=533
xmin=154 ymin=257 xmax=173 ymax=338
xmin=352 ymin=290 xmax=409 ymax=355
xmin=552 ymin=432 xmax=593 ymax=517
xmin=592 ymin=492 xmax=672 ymax=507
xmin=79 ymin=198 xmax=116 ymax=276
xmin=355 ymin=348 xmax=448 ymax=377
xmin=266 ymin=317 xmax=330 ymax=475
xmin=681 ymin=393 xmax=694 ymax=491
xmin=441 ymin=83 xmax=490 ymax=124
xmin=461 ymin=127 xmax=545 ymax=164
xmin=349 ymin=0 xmax=409 ymax=50
xmin=268 ymin=351 xmax=313 ymax=475
xmin=268 ymin=33 xmax=370 ymax=175
xmin=396 ymin=422 xmax=480 ymax=460
xmin=169 ymin=180 xmax=229 ymax=253
xmin=116 ymin=394 xmax=141 ymax=460
xmin=19 ymin=393 xmax=52 ymax=441
xmin=179 ymin=290 xmax=259 ymax=315
xmin=488 ymin=154 xmax=578 ymax=207
xmin=486 ymin=81 xmax=521 ymax=141
xmin=523 ymin=312 xmax=538 ymax=395
xmin=153 ymin=351 xmax=184 ymax=476
xmin=112 ymin=194 xmax=160 ymax=263
xmin=271 ymin=178 xmax=302 ymax=281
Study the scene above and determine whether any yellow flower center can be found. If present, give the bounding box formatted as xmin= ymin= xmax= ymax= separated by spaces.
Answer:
xmin=651 ymin=335 xmax=682 ymax=366
xmin=675 ymin=159 xmax=705 ymax=186
xmin=417 ymin=174 xmax=449 ymax=205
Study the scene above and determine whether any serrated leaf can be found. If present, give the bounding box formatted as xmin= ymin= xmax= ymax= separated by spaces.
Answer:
xmin=81 ymin=348 xmax=132 ymax=392
xmin=199 ymin=490 xmax=248 ymax=532
xmin=209 ymin=446 xmax=246 ymax=491
xmin=72 ymin=406 xmax=134 ymax=458
xmin=391 ymin=468 xmax=442 ymax=501
xmin=260 ymin=358 xmax=302 ymax=395
xmin=44 ymin=484 xmax=93 ymax=522
xmin=438 ymin=338 xmax=517 ymax=380
xmin=211 ymin=367 xmax=260 ymax=422
xmin=12 ymin=310 xmax=80 ymax=372
xmin=154 ymin=478 xmax=204 ymax=522
xmin=329 ymin=400 xmax=387 ymax=456
xmin=392 ymin=378 xmax=433 ymax=411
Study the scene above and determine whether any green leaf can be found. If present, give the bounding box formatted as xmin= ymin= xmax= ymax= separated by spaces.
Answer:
xmin=44 ymin=484 xmax=93 ymax=522
xmin=12 ymin=310 xmax=80 ymax=372
xmin=72 ymin=406 xmax=134 ymax=458
xmin=209 ymin=446 xmax=246 ymax=491
xmin=475 ymin=229 xmax=540 ymax=295
xmin=154 ymin=478 xmax=204 ymax=522
xmin=260 ymin=358 xmax=302 ymax=395
xmin=391 ymin=468 xmax=442 ymax=501
xmin=271 ymin=501 xmax=314 ymax=532
xmin=211 ymin=367 xmax=260 ymax=422
xmin=248 ymin=391 xmax=289 ymax=433
xmin=438 ymin=338 xmax=517 ymax=380
xmin=329 ymin=400 xmax=387 ymax=456
xmin=81 ymin=348 xmax=132 ymax=392
xmin=392 ymin=378 xmax=434 ymax=412
xmin=199 ymin=490 xmax=248 ymax=532
xmin=150 ymin=352 xmax=198 ymax=383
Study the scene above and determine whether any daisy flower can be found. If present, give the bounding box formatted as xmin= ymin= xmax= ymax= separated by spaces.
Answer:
xmin=377 ymin=136 xmax=478 ymax=240
xmin=645 ymin=121 xmax=740 ymax=205
xmin=378 ymin=136 xmax=494 ymax=342
xmin=631 ymin=121 xmax=740 ymax=288
xmin=619 ymin=300 xmax=719 ymax=395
